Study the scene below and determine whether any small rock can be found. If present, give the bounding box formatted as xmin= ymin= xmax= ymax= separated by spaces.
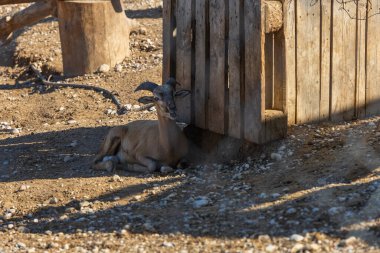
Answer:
xmin=11 ymin=128 xmax=20 ymax=134
xmin=132 ymin=105 xmax=141 ymax=110
xmin=162 ymin=241 xmax=174 ymax=247
xmin=192 ymin=196 xmax=210 ymax=209
xmin=290 ymin=234 xmax=304 ymax=242
xmin=67 ymin=120 xmax=77 ymax=125
xmin=328 ymin=206 xmax=345 ymax=216
xmin=160 ymin=166 xmax=174 ymax=174
xmin=111 ymin=174 xmax=123 ymax=182
xmin=138 ymin=27 xmax=147 ymax=35
xmin=19 ymin=185 xmax=30 ymax=191
xmin=143 ymin=222 xmax=155 ymax=231
xmin=271 ymin=193 xmax=281 ymax=198
xmin=49 ymin=197 xmax=59 ymax=204
xmin=98 ymin=64 xmax=110 ymax=73
xmin=115 ymin=64 xmax=123 ymax=72
xmin=16 ymin=242 xmax=26 ymax=249
xmin=344 ymin=236 xmax=357 ymax=246
xmin=270 ymin=152 xmax=282 ymax=161
xmin=70 ymin=140 xmax=78 ymax=147
xmin=286 ymin=207 xmax=297 ymax=214
xmin=125 ymin=104 xmax=132 ymax=110
xmin=291 ymin=243 xmax=304 ymax=253
xmin=265 ymin=244 xmax=277 ymax=252
xmin=63 ymin=156 xmax=74 ymax=163
xmin=79 ymin=201 xmax=91 ymax=209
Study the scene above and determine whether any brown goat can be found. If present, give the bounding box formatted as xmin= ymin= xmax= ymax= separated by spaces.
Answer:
xmin=91 ymin=78 xmax=191 ymax=173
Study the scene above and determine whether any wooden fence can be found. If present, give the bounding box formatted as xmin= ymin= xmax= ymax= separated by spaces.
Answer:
xmin=163 ymin=0 xmax=380 ymax=144
xmin=284 ymin=0 xmax=380 ymax=124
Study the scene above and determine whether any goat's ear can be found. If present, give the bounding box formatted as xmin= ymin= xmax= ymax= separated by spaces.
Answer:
xmin=138 ymin=96 xmax=155 ymax=104
xmin=175 ymin=90 xmax=191 ymax=98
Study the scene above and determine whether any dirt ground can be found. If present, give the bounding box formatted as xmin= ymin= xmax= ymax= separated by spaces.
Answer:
xmin=0 ymin=1 xmax=379 ymax=252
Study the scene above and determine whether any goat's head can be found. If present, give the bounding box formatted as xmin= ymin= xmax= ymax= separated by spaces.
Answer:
xmin=135 ymin=78 xmax=191 ymax=120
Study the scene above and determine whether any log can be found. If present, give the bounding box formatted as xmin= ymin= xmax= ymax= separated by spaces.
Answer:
xmin=264 ymin=0 xmax=283 ymax=33
xmin=57 ymin=0 xmax=131 ymax=76
xmin=0 ymin=1 xmax=54 ymax=43
xmin=0 ymin=0 xmax=46 ymax=5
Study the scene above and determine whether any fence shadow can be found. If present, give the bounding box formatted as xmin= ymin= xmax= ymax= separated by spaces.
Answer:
xmin=0 ymin=117 xmax=378 ymax=247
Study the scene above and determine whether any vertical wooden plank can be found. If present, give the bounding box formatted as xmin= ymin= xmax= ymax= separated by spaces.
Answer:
xmin=228 ymin=0 xmax=242 ymax=138
xmin=320 ymin=0 xmax=331 ymax=121
xmin=176 ymin=0 xmax=192 ymax=123
xmin=244 ymin=0 xmax=264 ymax=143
xmin=366 ymin=0 xmax=380 ymax=115
xmin=296 ymin=0 xmax=321 ymax=124
xmin=208 ymin=0 xmax=226 ymax=134
xmin=163 ymin=0 xmax=174 ymax=82
xmin=331 ymin=0 xmax=356 ymax=121
xmin=273 ymin=29 xmax=286 ymax=111
xmin=283 ymin=0 xmax=296 ymax=124
xmin=194 ymin=0 xmax=207 ymax=129
xmin=356 ymin=1 xmax=367 ymax=118
xmin=265 ymin=33 xmax=274 ymax=109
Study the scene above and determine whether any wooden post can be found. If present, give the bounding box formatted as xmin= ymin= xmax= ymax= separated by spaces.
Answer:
xmin=57 ymin=0 xmax=131 ymax=76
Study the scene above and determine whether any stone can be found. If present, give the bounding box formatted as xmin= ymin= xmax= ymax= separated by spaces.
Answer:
xmin=115 ymin=64 xmax=123 ymax=72
xmin=98 ymin=64 xmax=110 ymax=73
xmin=270 ymin=153 xmax=282 ymax=161
xmin=290 ymin=234 xmax=304 ymax=242
xmin=192 ymin=196 xmax=210 ymax=209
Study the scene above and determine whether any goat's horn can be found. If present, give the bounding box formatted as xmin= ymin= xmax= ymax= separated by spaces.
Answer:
xmin=134 ymin=81 xmax=159 ymax=92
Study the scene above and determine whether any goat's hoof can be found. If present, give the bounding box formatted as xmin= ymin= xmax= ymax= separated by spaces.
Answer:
xmin=104 ymin=161 xmax=116 ymax=172
xmin=160 ymin=166 xmax=174 ymax=174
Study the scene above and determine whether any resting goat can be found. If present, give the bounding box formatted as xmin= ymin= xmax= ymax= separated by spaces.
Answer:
xmin=91 ymin=78 xmax=190 ymax=173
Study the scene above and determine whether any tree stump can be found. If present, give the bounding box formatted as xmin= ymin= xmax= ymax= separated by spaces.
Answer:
xmin=57 ymin=0 xmax=130 ymax=76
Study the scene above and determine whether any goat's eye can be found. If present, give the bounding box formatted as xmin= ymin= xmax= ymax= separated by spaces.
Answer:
xmin=154 ymin=97 xmax=159 ymax=101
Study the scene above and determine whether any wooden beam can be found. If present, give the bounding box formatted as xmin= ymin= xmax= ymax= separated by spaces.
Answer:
xmin=0 ymin=0 xmax=46 ymax=5
xmin=264 ymin=0 xmax=283 ymax=33
xmin=0 ymin=1 xmax=54 ymax=43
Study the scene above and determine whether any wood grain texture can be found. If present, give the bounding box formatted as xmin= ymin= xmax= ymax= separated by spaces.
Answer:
xmin=366 ymin=0 xmax=380 ymax=115
xmin=331 ymin=0 xmax=356 ymax=121
xmin=244 ymin=0 xmax=264 ymax=143
xmin=0 ymin=0 xmax=45 ymax=5
xmin=296 ymin=0 xmax=320 ymax=124
xmin=57 ymin=0 xmax=130 ymax=76
xmin=208 ymin=0 xmax=226 ymax=134
xmin=265 ymin=33 xmax=274 ymax=109
xmin=162 ymin=0 xmax=173 ymax=82
xmin=228 ymin=0 xmax=242 ymax=138
xmin=320 ymin=0 xmax=331 ymax=121
xmin=283 ymin=0 xmax=296 ymax=124
xmin=273 ymin=29 xmax=286 ymax=111
xmin=194 ymin=0 xmax=207 ymax=129
xmin=175 ymin=0 xmax=192 ymax=123
xmin=356 ymin=1 xmax=367 ymax=118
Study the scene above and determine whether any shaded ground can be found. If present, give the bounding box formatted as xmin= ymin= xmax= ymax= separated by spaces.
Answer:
xmin=0 ymin=1 xmax=379 ymax=252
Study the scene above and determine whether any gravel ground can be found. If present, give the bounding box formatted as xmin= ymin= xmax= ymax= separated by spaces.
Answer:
xmin=0 ymin=1 xmax=379 ymax=252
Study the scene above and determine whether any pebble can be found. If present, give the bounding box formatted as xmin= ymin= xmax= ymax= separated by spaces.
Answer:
xmin=290 ymin=234 xmax=304 ymax=242
xmin=291 ymin=243 xmax=304 ymax=253
xmin=67 ymin=120 xmax=77 ymax=125
xmin=270 ymin=153 xmax=282 ymax=161
xmin=63 ymin=156 xmax=74 ymax=163
xmin=265 ymin=244 xmax=277 ymax=252
xmin=98 ymin=64 xmax=110 ymax=73
xmin=344 ymin=236 xmax=357 ymax=246
xmin=111 ymin=174 xmax=123 ymax=182
xmin=328 ymin=206 xmax=345 ymax=216
xmin=192 ymin=196 xmax=210 ymax=209
xmin=49 ymin=197 xmax=59 ymax=204
xmin=162 ymin=241 xmax=174 ymax=247
xmin=286 ymin=207 xmax=297 ymax=214
xmin=115 ymin=64 xmax=123 ymax=72
xmin=11 ymin=128 xmax=20 ymax=134
xmin=19 ymin=185 xmax=30 ymax=191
